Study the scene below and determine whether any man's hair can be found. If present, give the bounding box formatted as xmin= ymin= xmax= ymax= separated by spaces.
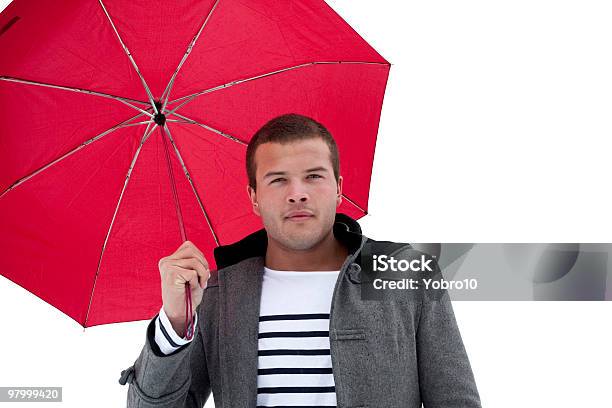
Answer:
xmin=246 ymin=113 xmax=340 ymax=191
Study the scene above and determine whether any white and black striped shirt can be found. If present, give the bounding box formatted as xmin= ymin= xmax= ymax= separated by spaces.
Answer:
xmin=154 ymin=266 xmax=340 ymax=407
xmin=257 ymin=267 xmax=339 ymax=407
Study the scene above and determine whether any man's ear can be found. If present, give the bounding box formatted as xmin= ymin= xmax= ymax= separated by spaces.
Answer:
xmin=246 ymin=184 xmax=260 ymax=216
xmin=336 ymin=175 xmax=343 ymax=207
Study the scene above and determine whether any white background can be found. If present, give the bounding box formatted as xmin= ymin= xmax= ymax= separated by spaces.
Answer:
xmin=1 ymin=0 xmax=611 ymax=407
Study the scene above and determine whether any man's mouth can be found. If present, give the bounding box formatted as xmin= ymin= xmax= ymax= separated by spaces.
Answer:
xmin=287 ymin=215 xmax=313 ymax=221
xmin=285 ymin=211 xmax=314 ymax=221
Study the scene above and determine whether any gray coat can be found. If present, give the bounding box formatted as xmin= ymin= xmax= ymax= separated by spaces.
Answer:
xmin=120 ymin=213 xmax=482 ymax=407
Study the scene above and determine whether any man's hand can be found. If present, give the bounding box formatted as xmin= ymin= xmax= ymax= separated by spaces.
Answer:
xmin=159 ymin=240 xmax=210 ymax=337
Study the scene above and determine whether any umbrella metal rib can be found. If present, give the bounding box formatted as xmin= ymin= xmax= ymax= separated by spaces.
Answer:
xmin=97 ymin=0 xmax=159 ymax=114
xmin=0 ymin=112 xmax=147 ymax=199
xmin=340 ymin=193 xmax=367 ymax=214
xmin=160 ymin=0 xmax=221 ymax=111
xmin=165 ymin=62 xmax=319 ymax=113
xmin=165 ymin=119 xmax=191 ymax=124
xmin=0 ymin=76 xmax=151 ymax=115
xmin=165 ymin=117 xmax=366 ymax=216
xmin=171 ymin=112 xmax=247 ymax=146
xmin=83 ymin=120 xmax=157 ymax=327
xmin=167 ymin=115 xmax=365 ymax=215
xmin=165 ymin=60 xmax=390 ymax=114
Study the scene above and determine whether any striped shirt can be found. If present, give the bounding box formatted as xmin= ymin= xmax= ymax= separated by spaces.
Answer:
xmin=154 ymin=266 xmax=340 ymax=407
xmin=257 ymin=267 xmax=340 ymax=407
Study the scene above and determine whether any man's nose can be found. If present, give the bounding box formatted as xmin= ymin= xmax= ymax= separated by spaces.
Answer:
xmin=286 ymin=184 xmax=309 ymax=203
xmin=288 ymin=195 xmax=308 ymax=203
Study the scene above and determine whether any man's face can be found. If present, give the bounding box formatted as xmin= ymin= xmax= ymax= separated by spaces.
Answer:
xmin=246 ymin=137 xmax=343 ymax=251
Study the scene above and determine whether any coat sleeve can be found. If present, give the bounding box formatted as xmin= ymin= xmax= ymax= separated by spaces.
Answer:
xmin=416 ymin=258 xmax=482 ymax=408
xmin=121 ymin=303 xmax=211 ymax=408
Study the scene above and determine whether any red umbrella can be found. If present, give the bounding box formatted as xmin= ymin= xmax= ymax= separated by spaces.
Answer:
xmin=0 ymin=0 xmax=390 ymax=329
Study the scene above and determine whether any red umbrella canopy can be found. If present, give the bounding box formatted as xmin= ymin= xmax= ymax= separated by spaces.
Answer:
xmin=0 ymin=0 xmax=390 ymax=328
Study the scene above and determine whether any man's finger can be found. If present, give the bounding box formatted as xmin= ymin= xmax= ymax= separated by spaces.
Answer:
xmin=170 ymin=246 xmax=208 ymax=270
xmin=168 ymin=258 xmax=207 ymax=280
xmin=173 ymin=267 xmax=199 ymax=287
xmin=183 ymin=240 xmax=206 ymax=262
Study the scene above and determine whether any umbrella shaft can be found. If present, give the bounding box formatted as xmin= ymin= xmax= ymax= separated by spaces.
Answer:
xmin=161 ymin=126 xmax=187 ymax=242
xmin=161 ymin=125 xmax=194 ymax=340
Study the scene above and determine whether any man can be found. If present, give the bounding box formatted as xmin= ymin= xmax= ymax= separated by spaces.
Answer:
xmin=120 ymin=113 xmax=482 ymax=407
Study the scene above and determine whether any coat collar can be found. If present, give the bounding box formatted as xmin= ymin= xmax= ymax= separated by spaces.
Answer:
xmin=213 ymin=212 xmax=366 ymax=270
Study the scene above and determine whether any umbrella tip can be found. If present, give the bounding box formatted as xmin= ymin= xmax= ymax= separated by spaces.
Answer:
xmin=154 ymin=112 xmax=167 ymax=126
xmin=153 ymin=101 xmax=166 ymax=126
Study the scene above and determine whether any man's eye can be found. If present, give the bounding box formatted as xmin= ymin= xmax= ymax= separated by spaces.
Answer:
xmin=307 ymin=174 xmax=322 ymax=179
xmin=271 ymin=178 xmax=285 ymax=183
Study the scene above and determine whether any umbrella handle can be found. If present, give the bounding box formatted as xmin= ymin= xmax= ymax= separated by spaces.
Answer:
xmin=184 ymin=283 xmax=194 ymax=340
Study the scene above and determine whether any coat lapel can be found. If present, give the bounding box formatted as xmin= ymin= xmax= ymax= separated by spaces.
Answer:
xmin=219 ymin=256 xmax=265 ymax=408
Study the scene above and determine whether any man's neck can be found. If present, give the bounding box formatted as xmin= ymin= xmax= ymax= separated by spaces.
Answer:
xmin=265 ymin=229 xmax=349 ymax=271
